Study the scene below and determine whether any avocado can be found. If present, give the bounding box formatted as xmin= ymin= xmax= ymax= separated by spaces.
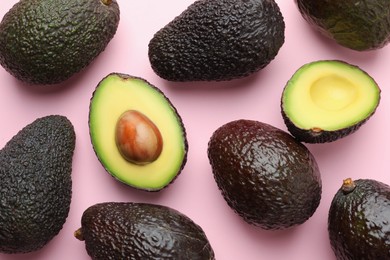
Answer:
xmin=281 ymin=60 xmax=381 ymax=143
xmin=148 ymin=0 xmax=285 ymax=82
xmin=295 ymin=0 xmax=390 ymax=51
xmin=0 ymin=0 xmax=120 ymax=85
xmin=207 ymin=119 xmax=322 ymax=230
xmin=0 ymin=115 xmax=75 ymax=253
xmin=89 ymin=73 xmax=188 ymax=191
xmin=328 ymin=178 xmax=390 ymax=260
xmin=74 ymin=202 xmax=215 ymax=260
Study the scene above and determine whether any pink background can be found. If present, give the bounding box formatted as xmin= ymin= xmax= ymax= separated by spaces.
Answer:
xmin=0 ymin=1 xmax=389 ymax=259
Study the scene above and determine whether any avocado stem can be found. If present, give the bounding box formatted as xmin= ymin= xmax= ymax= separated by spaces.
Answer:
xmin=311 ymin=127 xmax=322 ymax=132
xmin=101 ymin=0 xmax=112 ymax=5
xmin=341 ymin=178 xmax=356 ymax=194
xmin=74 ymin=228 xmax=85 ymax=241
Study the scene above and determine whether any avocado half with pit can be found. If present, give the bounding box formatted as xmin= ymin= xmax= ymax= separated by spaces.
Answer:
xmin=281 ymin=60 xmax=380 ymax=143
xmin=89 ymin=73 xmax=188 ymax=191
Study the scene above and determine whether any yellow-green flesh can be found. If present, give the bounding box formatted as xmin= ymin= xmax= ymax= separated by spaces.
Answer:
xmin=89 ymin=75 xmax=186 ymax=191
xmin=282 ymin=61 xmax=380 ymax=131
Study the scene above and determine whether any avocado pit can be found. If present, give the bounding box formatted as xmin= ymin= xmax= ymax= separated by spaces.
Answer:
xmin=115 ymin=110 xmax=163 ymax=165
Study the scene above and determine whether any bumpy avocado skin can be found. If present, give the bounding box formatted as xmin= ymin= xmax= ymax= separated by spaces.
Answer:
xmin=295 ymin=0 xmax=390 ymax=51
xmin=0 ymin=0 xmax=120 ymax=85
xmin=207 ymin=120 xmax=322 ymax=230
xmin=75 ymin=202 xmax=215 ymax=260
xmin=148 ymin=0 xmax=285 ymax=82
xmin=0 ymin=115 xmax=76 ymax=253
xmin=328 ymin=179 xmax=390 ymax=260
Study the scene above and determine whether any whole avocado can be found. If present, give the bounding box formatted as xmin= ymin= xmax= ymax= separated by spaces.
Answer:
xmin=148 ymin=0 xmax=285 ymax=82
xmin=328 ymin=178 xmax=390 ymax=260
xmin=75 ymin=202 xmax=215 ymax=260
xmin=208 ymin=120 xmax=322 ymax=230
xmin=0 ymin=115 xmax=76 ymax=253
xmin=295 ymin=0 xmax=390 ymax=51
xmin=0 ymin=0 xmax=120 ymax=85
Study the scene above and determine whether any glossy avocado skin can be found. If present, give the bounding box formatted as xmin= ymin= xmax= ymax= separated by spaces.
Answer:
xmin=148 ymin=0 xmax=285 ymax=82
xmin=208 ymin=120 xmax=322 ymax=230
xmin=295 ymin=0 xmax=390 ymax=51
xmin=0 ymin=115 xmax=76 ymax=253
xmin=328 ymin=179 xmax=390 ymax=260
xmin=76 ymin=202 xmax=215 ymax=260
xmin=0 ymin=0 xmax=120 ymax=85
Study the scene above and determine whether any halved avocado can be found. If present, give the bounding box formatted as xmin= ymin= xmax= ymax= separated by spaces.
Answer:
xmin=89 ymin=73 xmax=188 ymax=191
xmin=281 ymin=60 xmax=380 ymax=143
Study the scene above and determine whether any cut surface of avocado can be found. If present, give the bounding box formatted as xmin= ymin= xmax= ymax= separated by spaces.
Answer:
xmin=89 ymin=73 xmax=187 ymax=191
xmin=282 ymin=60 xmax=380 ymax=132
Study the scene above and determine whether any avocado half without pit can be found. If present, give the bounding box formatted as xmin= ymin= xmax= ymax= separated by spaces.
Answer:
xmin=89 ymin=73 xmax=188 ymax=191
xmin=281 ymin=60 xmax=381 ymax=143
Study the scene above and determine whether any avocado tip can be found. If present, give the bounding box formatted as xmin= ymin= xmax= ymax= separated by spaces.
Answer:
xmin=101 ymin=0 xmax=112 ymax=5
xmin=74 ymin=228 xmax=85 ymax=241
xmin=342 ymin=178 xmax=356 ymax=194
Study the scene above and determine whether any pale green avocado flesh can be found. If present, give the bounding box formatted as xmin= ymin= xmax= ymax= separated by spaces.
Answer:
xmin=282 ymin=60 xmax=380 ymax=132
xmin=89 ymin=73 xmax=187 ymax=191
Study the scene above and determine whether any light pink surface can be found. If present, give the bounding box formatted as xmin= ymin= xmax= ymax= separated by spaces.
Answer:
xmin=0 ymin=1 xmax=389 ymax=260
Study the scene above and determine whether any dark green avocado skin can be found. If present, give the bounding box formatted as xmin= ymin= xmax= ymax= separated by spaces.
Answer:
xmin=295 ymin=0 xmax=390 ymax=51
xmin=0 ymin=0 xmax=120 ymax=85
xmin=148 ymin=0 xmax=285 ymax=82
xmin=281 ymin=109 xmax=368 ymax=143
xmin=0 ymin=115 xmax=76 ymax=253
xmin=207 ymin=120 xmax=322 ymax=230
xmin=328 ymin=179 xmax=390 ymax=260
xmin=76 ymin=202 xmax=215 ymax=260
